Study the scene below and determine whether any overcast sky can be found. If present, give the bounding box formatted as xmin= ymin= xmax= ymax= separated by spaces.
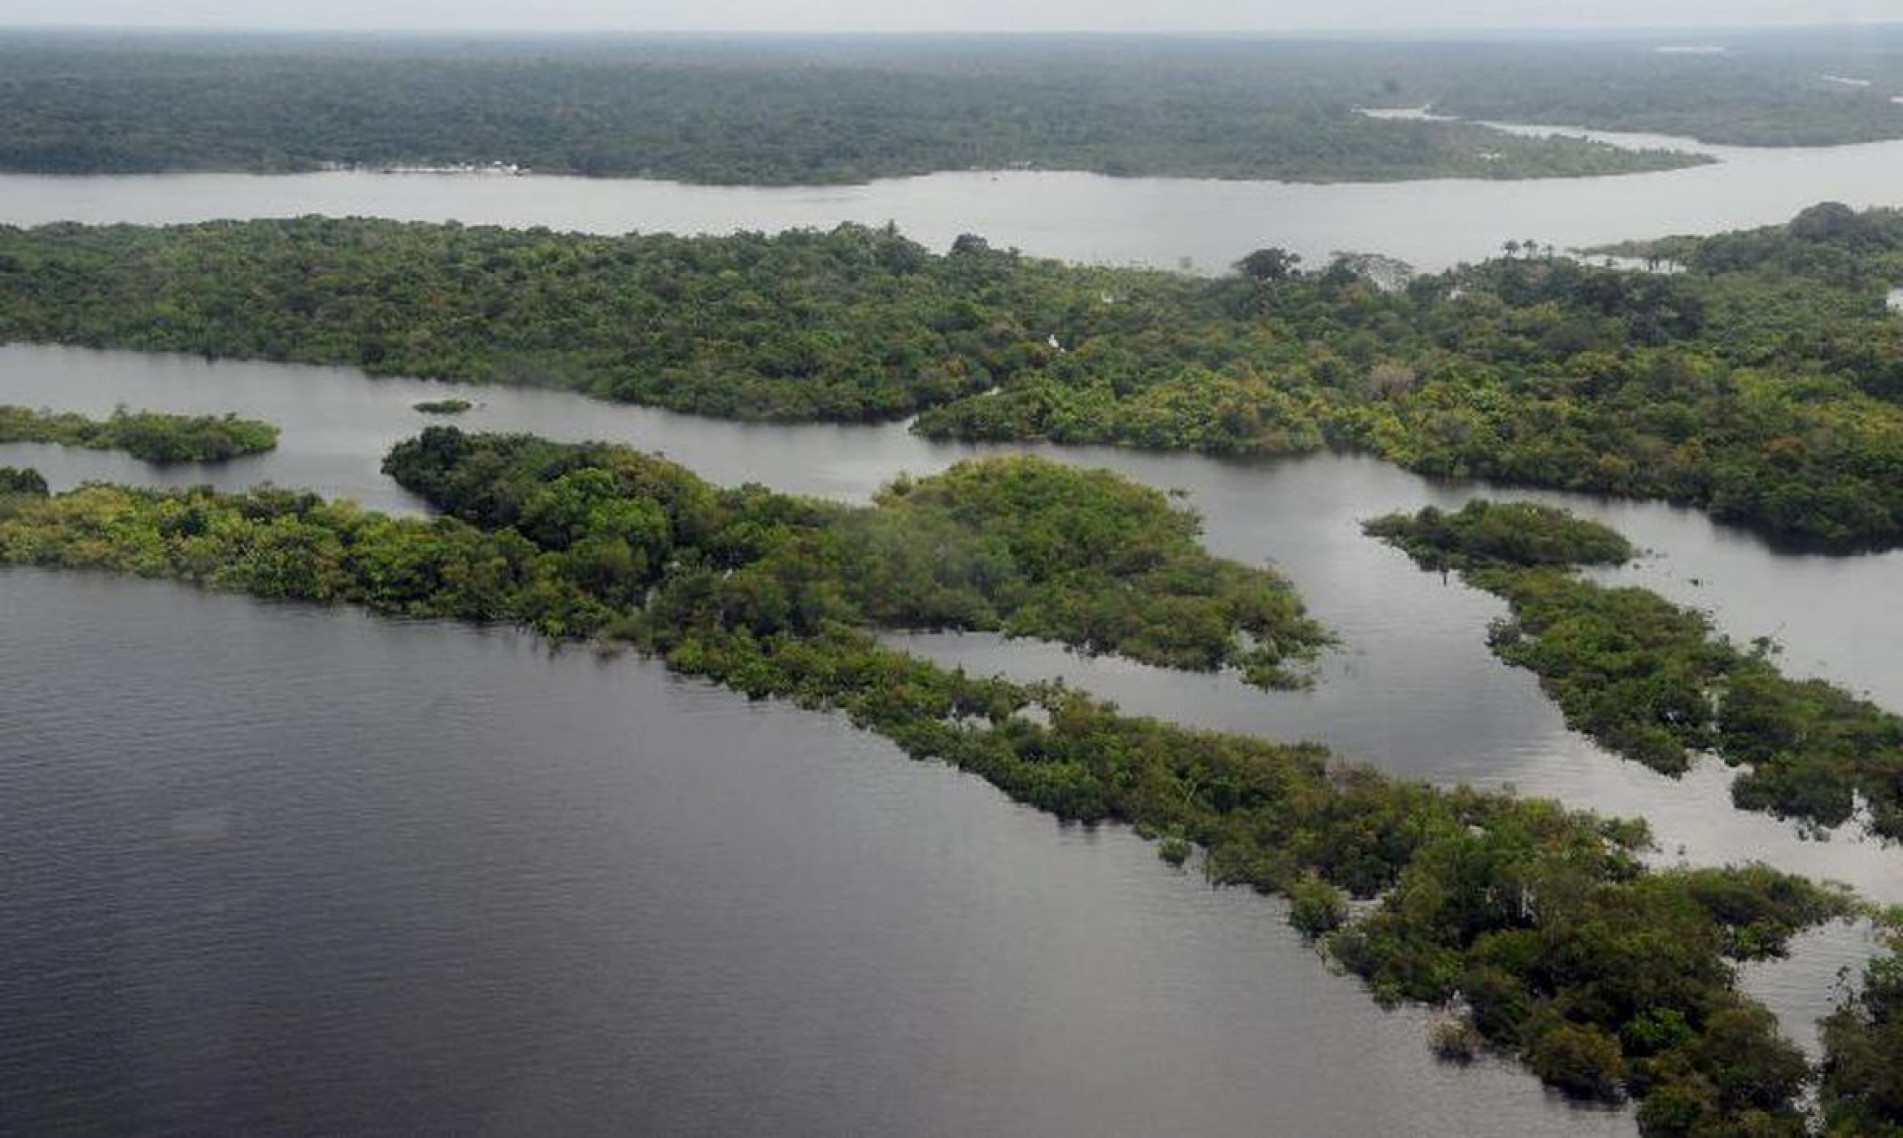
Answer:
xmin=0 ymin=0 xmax=1893 ymax=33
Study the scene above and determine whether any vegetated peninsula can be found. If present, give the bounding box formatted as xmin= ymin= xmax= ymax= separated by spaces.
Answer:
xmin=1366 ymin=500 xmax=1903 ymax=841
xmin=0 ymin=405 xmax=279 ymax=463
xmin=1 ymin=432 xmax=1328 ymax=687
xmin=0 ymin=35 xmax=1704 ymax=184
xmin=5 ymin=205 xmax=1903 ymax=545
xmin=0 ymin=441 xmax=1866 ymax=1134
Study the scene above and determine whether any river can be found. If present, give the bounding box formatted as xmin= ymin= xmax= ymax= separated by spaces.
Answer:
xmin=4 ymin=567 xmax=1643 ymax=1136
xmin=2 ymin=340 xmax=1895 ymax=1133
xmin=5 ymin=123 xmax=1903 ymax=272
xmin=6 ymin=134 xmax=1903 ymax=1131
xmin=7 ymin=342 xmax=1902 ymax=906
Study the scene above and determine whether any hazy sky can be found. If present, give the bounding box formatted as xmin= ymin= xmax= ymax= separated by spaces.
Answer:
xmin=0 ymin=0 xmax=1893 ymax=33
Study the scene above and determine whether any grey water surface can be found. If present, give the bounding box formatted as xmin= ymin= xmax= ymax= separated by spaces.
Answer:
xmin=4 ymin=122 xmax=1903 ymax=271
xmin=8 ymin=127 xmax=1903 ymax=1130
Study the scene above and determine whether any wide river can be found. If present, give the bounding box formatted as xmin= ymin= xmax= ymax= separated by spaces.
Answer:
xmin=5 ymin=122 xmax=1903 ymax=271
xmin=6 ymin=139 xmax=1903 ymax=1133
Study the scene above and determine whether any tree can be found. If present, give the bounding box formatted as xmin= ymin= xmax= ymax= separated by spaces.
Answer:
xmin=1237 ymin=247 xmax=1302 ymax=283
xmin=0 ymin=466 xmax=48 ymax=496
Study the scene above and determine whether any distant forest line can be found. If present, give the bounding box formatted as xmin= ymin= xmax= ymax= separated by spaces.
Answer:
xmin=0 ymin=33 xmax=1746 ymax=184
xmin=8 ymin=32 xmax=1903 ymax=185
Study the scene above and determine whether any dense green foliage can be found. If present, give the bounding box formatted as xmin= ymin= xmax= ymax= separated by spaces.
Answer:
xmin=0 ymin=429 xmax=1327 ymax=682
xmin=20 ymin=29 xmax=1903 ymax=184
xmin=1412 ymin=29 xmax=1903 ymax=148
xmin=0 ymin=35 xmax=1705 ymax=184
xmin=1363 ymin=500 xmax=1634 ymax=572
xmin=412 ymin=398 xmax=473 ymax=414
xmin=10 ymin=206 xmax=1903 ymax=544
xmin=0 ymin=404 xmax=278 ymax=463
xmin=1369 ymin=501 xmax=1903 ymax=840
xmin=379 ymin=429 xmax=1327 ymax=685
xmin=1821 ymin=921 xmax=1903 ymax=1136
xmin=0 ymin=219 xmax=1074 ymax=421
xmin=0 ymin=466 xmax=48 ymax=496
xmin=921 ymin=215 xmax=1903 ymax=547
xmin=0 ymin=431 xmax=1859 ymax=1132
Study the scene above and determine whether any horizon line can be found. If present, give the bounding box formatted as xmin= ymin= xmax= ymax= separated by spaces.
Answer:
xmin=0 ymin=22 xmax=1898 ymax=37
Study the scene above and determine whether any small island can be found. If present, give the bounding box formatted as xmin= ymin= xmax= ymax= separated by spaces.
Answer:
xmin=412 ymin=398 xmax=474 ymax=415
xmin=0 ymin=406 xmax=279 ymax=464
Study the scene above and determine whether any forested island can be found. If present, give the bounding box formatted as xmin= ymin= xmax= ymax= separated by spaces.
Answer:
xmin=0 ymin=405 xmax=279 ymax=463
xmin=6 ymin=205 xmax=1903 ymax=544
xmin=0 ymin=436 xmax=1882 ymax=1133
xmin=1368 ymin=501 xmax=1903 ymax=842
xmin=0 ymin=34 xmax=1709 ymax=184
xmin=0 ymin=430 xmax=1327 ymax=686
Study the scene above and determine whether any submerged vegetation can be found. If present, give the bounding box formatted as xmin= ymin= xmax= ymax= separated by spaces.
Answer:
xmin=1368 ymin=500 xmax=1903 ymax=841
xmin=0 ymin=405 xmax=278 ymax=463
xmin=8 ymin=204 xmax=1903 ymax=543
xmin=0 ymin=428 xmax=1866 ymax=1133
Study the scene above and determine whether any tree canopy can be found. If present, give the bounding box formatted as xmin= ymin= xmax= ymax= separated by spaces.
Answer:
xmin=11 ymin=206 xmax=1903 ymax=545
xmin=0 ymin=405 xmax=278 ymax=463
xmin=0 ymin=35 xmax=1706 ymax=184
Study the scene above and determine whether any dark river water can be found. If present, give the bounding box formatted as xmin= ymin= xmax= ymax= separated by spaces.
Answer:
xmin=3 ymin=342 xmax=1895 ymax=1133
xmin=2 ymin=566 xmax=1652 ymax=1136
xmin=8 ymin=129 xmax=1903 ymax=1132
